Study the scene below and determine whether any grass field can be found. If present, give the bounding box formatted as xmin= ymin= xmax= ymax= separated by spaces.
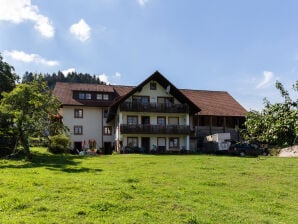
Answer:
xmin=0 ymin=148 xmax=297 ymax=224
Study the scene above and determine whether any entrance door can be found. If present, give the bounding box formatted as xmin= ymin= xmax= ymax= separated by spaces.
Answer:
xmin=74 ymin=142 xmax=82 ymax=151
xmin=141 ymin=116 xmax=150 ymax=125
xmin=141 ymin=137 xmax=150 ymax=153
xmin=104 ymin=142 xmax=112 ymax=155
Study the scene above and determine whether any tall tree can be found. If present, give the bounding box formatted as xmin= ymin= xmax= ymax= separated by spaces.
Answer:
xmin=0 ymin=75 xmax=62 ymax=158
xmin=0 ymin=54 xmax=19 ymax=99
xmin=245 ymin=81 xmax=298 ymax=146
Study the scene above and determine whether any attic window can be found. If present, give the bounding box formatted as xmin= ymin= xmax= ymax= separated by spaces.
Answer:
xmin=85 ymin=93 xmax=91 ymax=100
xmin=150 ymin=82 xmax=156 ymax=90
xmin=78 ymin=92 xmax=91 ymax=100
xmin=97 ymin=93 xmax=109 ymax=101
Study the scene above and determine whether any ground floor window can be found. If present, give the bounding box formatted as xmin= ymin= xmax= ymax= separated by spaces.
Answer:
xmin=157 ymin=137 xmax=166 ymax=147
xmin=157 ymin=137 xmax=166 ymax=151
xmin=127 ymin=137 xmax=138 ymax=147
xmin=169 ymin=137 xmax=179 ymax=148
xmin=74 ymin=125 xmax=83 ymax=135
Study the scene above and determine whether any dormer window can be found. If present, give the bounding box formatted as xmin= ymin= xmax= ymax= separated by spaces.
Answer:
xmin=78 ymin=92 xmax=91 ymax=100
xmin=97 ymin=93 xmax=102 ymax=100
xmin=79 ymin=92 xmax=85 ymax=99
xmin=103 ymin=94 xmax=109 ymax=100
xmin=97 ymin=93 xmax=109 ymax=101
xmin=85 ymin=93 xmax=91 ymax=100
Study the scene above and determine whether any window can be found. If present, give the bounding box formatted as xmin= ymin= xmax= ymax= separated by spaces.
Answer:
xmin=157 ymin=97 xmax=174 ymax=105
xmin=103 ymin=94 xmax=109 ymax=100
xmin=157 ymin=137 xmax=166 ymax=147
xmin=127 ymin=137 xmax=138 ymax=147
xmin=74 ymin=125 xmax=83 ymax=135
xmin=157 ymin=137 xmax=166 ymax=151
xmin=169 ymin=137 xmax=179 ymax=148
xmin=97 ymin=93 xmax=109 ymax=100
xmin=132 ymin=96 xmax=149 ymax=104
xmin=79 ymin=92 xmax=85 ymax=99
xmin=103 ymin=126 xmax=112 ymax=135
xmin=168 ymin=117 xmax=179 ymax=125
xmin=74 ymin=109 xmax=83 ymax=118
xmin=103 ymin=109 xmax=108 ymax=118
xmin=127 ymin=116 xmax=138 ymax=125
xmin=96 ymin=93 xmax=102 ymax=100
xmin=150 ymin=82 xmax=156 ymax=90
xmin=85 ymin=93 xmax=91 ymax=100
xmin=157 ymin=116 xmax=166 ymax=125
xmin=78 ymin=92 xmax=91 ymax=100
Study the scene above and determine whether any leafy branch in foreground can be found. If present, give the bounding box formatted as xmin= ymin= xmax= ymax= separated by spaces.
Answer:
xmin=244 ymin=81 xmax=298 ymax=146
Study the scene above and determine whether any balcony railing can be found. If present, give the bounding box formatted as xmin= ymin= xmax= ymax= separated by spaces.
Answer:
xmin=120 ymin=124 xmax=190 ymax=135
xmin=120 ymin=102 xmax=189 ymax=113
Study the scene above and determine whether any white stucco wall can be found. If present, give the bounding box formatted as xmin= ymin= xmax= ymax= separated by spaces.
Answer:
xmin=61 ymin=106 xmax=107 ymax=148
xmin=125 ymin=82 xmax=181 ymax=104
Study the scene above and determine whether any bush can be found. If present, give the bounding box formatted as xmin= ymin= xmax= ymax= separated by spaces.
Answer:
xmin=268 ymin=147 xmax=281 ymax=156
xmin=29 ymin=137 xmax=49 ymax=147
xmin=48 ymin=135 xmax=70 ymax=154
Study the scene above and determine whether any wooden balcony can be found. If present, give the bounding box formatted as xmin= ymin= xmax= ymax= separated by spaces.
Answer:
xmin=120 ymin=102 xmax=189 ymax=113
xmin=120 ymin=124 xmax=190 ymax=135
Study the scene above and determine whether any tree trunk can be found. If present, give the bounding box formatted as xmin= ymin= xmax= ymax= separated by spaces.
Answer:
xmin=20 ymin=131 xmax=31 ymax=160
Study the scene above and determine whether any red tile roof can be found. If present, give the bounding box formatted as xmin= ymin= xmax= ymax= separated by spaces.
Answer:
xmin=53 ymin=82 xmax=119 ymax=107
xmin=53 ymin=82 xmax=247 ymax=117
xmin=181 ymin=89 xmax=247 ymax=116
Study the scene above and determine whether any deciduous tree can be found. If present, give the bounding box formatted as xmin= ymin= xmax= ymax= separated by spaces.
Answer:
xmin=244 ymin=81 xmax=298 ymax=146
xmin=0 ymin=76 xmax=63 ymax=158
xmin=0 ymin=54 xmax=19 ymax=99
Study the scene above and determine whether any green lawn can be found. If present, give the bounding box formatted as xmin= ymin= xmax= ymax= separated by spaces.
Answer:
xmin=0 ymin=148 xmax=297 ymax=224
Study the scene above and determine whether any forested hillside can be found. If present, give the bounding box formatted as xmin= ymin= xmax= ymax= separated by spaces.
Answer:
xmin=22 ymin=71 xmax=106 ymax=89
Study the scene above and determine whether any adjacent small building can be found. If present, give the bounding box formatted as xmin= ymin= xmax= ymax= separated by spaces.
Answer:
xmin=53 ymin=71 xmax=247 ymax=153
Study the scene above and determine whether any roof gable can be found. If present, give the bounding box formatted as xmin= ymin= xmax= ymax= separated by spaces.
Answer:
xmin=109 ymin=71 xmax=201 ymax=113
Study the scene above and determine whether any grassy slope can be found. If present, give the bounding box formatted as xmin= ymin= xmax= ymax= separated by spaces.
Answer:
xmin=0 ymin=148 xmax=297 ymax=224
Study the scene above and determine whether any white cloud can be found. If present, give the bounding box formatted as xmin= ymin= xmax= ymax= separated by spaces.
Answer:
xmin=62 ymin=68 xmax=76 ymax=76
xmin=97 ymin=72 xmax=122 ymax=84
xmin=256 ymin=71 xmax=275 ymax=89
xmin=137 ymin=0 xmax=148 ymax=6
xmin=4 ymin=50 xmax=59 ymax=66
xmin=0 ymin=0 xmax=54 ymax=38
xmin=69 ymin=19 xmax=91 ymax=42
xmin=98 ymin=74 xmax=109 ymax=84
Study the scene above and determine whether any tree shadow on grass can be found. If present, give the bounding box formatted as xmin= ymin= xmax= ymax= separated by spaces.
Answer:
xmin=0 ymin=151 xmax=103 ymax=173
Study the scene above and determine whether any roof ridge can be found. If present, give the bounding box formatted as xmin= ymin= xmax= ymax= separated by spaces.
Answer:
xmin=180 ymin=88 xmax=228 ymax=93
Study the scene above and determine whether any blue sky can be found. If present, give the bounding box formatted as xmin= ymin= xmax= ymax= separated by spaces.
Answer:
xmin=0 ymin=0 xmax=297 ymax=111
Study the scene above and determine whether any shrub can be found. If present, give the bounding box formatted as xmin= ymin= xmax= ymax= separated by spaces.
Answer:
xmin=29 ymin=137 xmax=49 ymax=147
xmin=48 ymin=134 xmax=70 ymax=154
